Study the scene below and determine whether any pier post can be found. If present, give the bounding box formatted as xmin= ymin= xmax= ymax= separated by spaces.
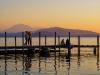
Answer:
xmin=78 ymin=36 xmax=80 ymax=56
xmin=77 ymin=36 xmax=81 ymax=68
xmin=93 ymin=47 xmax=96 ymax=55
xmin=22 ymin=32 xmax=24 ymax=45
xmin=5 ymin=32 xmax=7 ymax=54
xmin=15 ymin=36 xmax=16 ymax=49
xmin=22 ymin=32 xmax=24 ymax=51
xmin=68 ymin=32 xmax=71 ymax=57
xmin=14 ymin=36 xmax=17 ymax=70
xmin=54 ymin=32 xmax=57 ymax=73
xmin=68 ymin=32 xmax=70 ymax=42
xmin=54 ymin=32 xmax=57 ymax=57
xmin=97 ymin=35 xmax=99 ymax=57
xmin=4 ymin=32 xmax=7 ymax=73
xmin=38 ymin=32 xmax=41 ymax=72
xmin=58 ymin=35 xmax=60 ymax=56
xmin=97 ymin=35 xmax=99 ymax=70
xmin=97 ymin=35 xmax=99 ymax=55
xmin=39 ymin=32 xmax=41 ymax=56
xmin=22 ymin=32 xmax=25 ymax=70
xmin=45 ymin=35 xmax=47 ymax=46
xmin=22 ymin=31 xmax=25 ymax=68
xmin=15 ymin=36 xmax=16 ymax=58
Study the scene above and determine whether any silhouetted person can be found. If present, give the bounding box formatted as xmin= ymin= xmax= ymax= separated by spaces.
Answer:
xmin=66 ymin=39 xmax=73 ymax=49
xmin=24 ymin=31 xmax=29 ymax=45
xmin=61 ymin=39 xmax=65 ymax=45
xmin=24 ymin=31 xmax=32 ymax=46
xmin=66 ymin=39 xmax=70 ymax=46
xmin=27 ymin=31 xmax=32 ymax=46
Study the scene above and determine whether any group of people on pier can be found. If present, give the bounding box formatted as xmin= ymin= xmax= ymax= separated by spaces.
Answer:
xmin=61 ymin=39 xmax=70 ymax=45
xmin=61 ymin=39 xmax=73 ymax=49
xmin=24 ymin=31 xmax=72 ymax=49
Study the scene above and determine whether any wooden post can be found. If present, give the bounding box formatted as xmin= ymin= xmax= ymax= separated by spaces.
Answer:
xmin=22 ymin=32 xmax=24 ymax=46
xmin=38 ymin=32 xmax=41 ymax=72
xmin=45 ymin=35 xmax=47 ymax=46
xmin=31 ymin=32 xmax=32 ymax=46
xmin=22 ymin=32 xmax=24 ymax=70
xmin=54 ymin=32 xmax=56 ymax=57
xmin=68 ymin=32 xmax=70 ymax=42
xmin=39 ymin=32 xmax=41 ymax=56
xmin=22 ymin=32 xmax=24 ymax=53
xmin=78 ymin=36 xmax=80 ymax=56
xmin=15 ymin=36 xmax=16 ymax=58
xmin=39 ymin=32 xmax=41 ymax=47
xmin=54 ymin=32 xmax=57 ymax=74
xmin=4 ymin=32 xmax=7 ymax=73
xmin=68 ymin=32 xmax=71 ymax=57
xmin=97 ymin=35 xmax=99 ymax=70
xmin=97 ymin=35 xmax=99 ymax=55
xmin=97 ymin=35 xmax=99 ymax=57
xmin=93 ymin=47 xmax=96 ymax=56
xmin=14 ymin=36 xmax=17 ymax=70
xmin=58 ymin=35 xmax=60 ymax=56
xmin=77 ymin=36 xmax=80 ymax=68
xmin=5 ymin=32 xmax=7 ymax=54
xmin=15 ymin=36 xmax=16 ymax=49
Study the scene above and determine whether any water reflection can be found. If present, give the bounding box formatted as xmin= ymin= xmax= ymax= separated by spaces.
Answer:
xmin=24 ymin=54 xmax=32 ymax=75
xmin=97 ymin=57 xmax=99 ymax=71
xmin=0 ymin=51 xmax=99 ymax=75
xmin=5 ymin=55 xmax=7 ymax=75
xmin=77 ymin=54 xmax=80 ymax=69
xmin=66 ymin=54 xmax=71 ymax=75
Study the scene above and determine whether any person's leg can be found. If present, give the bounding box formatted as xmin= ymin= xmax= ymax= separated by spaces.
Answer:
xmin=29 ymin=38 xmax=32 ymax=45
xmin=25 ymin=38 xmax=27 ymax=45
xmin=27 ymin=39 xmax=29 ymax=45
xmin=26 ymin=39 xmax=28 ymax=45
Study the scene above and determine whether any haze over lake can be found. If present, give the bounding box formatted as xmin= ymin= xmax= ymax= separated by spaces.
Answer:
xmin=0 ymin=0 xmax=99 ymax=75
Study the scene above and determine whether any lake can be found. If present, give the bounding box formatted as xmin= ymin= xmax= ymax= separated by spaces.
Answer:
xmin=0 ymin=37 xmax=100 ymax=75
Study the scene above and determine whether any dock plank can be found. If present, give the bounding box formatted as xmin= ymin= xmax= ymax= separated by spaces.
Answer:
xmin=0 ymin=45 xmax=98 ymax=50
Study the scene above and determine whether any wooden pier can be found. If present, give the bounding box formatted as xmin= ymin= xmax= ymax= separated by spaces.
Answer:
xmin=0 ymin=32 xmax=99 ymax=75
xmin=0 ymin=32 xmax=99 ymax=56
xmin=0 ymin=45 xmax=98 ymax=50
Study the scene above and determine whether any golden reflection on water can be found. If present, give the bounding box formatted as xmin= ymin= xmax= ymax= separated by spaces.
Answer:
xmin=0 ymin=37 xmax=100 ymax=75
xmin=0 ymin=51 xmax=99 ymax=75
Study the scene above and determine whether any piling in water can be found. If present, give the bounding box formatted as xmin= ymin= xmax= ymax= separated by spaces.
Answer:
xmin=77 ymin=36 xmax=81 ymax=65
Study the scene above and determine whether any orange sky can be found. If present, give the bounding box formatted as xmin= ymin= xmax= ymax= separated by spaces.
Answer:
xmin=0 ymin=0 xmax=100 ymax=33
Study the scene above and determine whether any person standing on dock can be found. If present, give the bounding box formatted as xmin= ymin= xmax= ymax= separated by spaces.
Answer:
xmin=24 ymin=31 xmax=32 ymax=46
xmin=66 ymin=39 xmax=73 ymax=49
xmin=24 ymin=31 xmax=29 ymax=45
xmin=66 ymin=39 xmax=70 ymax=46
xmin=27 ymin=31 xmax=32 ymax=46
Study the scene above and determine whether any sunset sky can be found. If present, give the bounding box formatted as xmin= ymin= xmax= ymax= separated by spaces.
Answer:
xmin=0 ymin=0 xmax=100 ymax=32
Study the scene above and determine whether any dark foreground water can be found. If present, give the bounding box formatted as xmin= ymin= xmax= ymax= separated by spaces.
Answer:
xmin=0 ymin=52 xmax=100 ymax=75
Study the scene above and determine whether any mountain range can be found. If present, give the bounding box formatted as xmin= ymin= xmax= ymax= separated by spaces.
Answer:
xmin=4 ymin=24 xmax=37 ymax=32
xmin=0 ymin=24 xmax=99 ymax=37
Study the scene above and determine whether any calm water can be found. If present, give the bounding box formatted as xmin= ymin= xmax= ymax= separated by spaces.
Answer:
xmin=0 ymin=37 xmax=100 ymax=75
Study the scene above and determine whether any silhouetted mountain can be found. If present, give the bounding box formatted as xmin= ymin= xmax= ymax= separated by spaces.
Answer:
xmin=4 ymin=24 xmax=34 ymax=32
xmin=33 ymin=27 xmax=99 ymax=37
xmin=0 ymin=26 xmax=99 ymax=37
